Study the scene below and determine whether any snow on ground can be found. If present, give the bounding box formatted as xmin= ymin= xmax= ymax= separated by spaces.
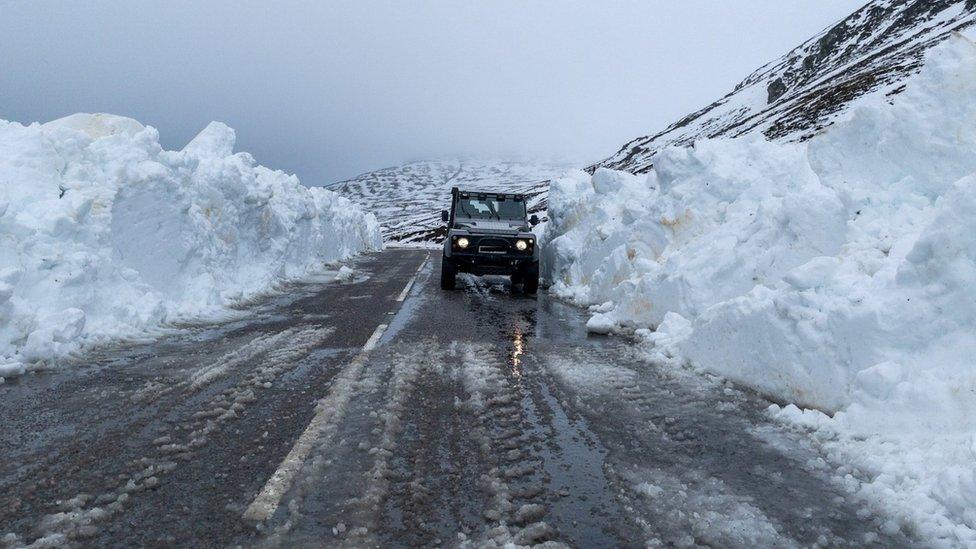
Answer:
xmin=596 ymin=1 xmax=976 ymax=175
xmin=542 ymin=34 xmax=976 ymax=545
xmin=330 ymin=160 xmax=571 ymax=246
xmin=0 ymin=113 xmax=382 ymax=378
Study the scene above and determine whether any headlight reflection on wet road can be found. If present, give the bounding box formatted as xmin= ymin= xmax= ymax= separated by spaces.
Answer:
xmin=511 ymin=324 xmax=524 ymax=379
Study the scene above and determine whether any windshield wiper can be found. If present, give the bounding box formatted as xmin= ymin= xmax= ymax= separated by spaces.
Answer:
xmin=486 ymin=202 xmax=501 ymax=221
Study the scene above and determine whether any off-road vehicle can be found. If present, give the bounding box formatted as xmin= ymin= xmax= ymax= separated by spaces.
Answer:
xmin=440 ymin=187 xmax=540 ymax=293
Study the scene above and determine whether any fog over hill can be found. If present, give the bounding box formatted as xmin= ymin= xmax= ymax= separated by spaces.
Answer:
xmin=335 ymin=1 xmax=976 ymax=246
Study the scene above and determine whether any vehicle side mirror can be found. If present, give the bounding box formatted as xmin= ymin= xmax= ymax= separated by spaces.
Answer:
xmin=530 ymin=214 xmax=539 ymax=226
xmin=441 ymin=210 xmax=449 ymax=222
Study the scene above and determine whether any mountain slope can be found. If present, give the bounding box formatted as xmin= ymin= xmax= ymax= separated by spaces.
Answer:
xmin=329 ymin=160 xmax=570 ymax=246
xmin=333 ymin=2 xmax=976 ymax=247
xmin=596 ymin=0 xmax=976 ymax=174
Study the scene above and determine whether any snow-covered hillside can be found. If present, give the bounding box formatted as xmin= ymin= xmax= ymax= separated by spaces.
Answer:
xmin=333 ymin=2 xmax=976 ymax=251
xmin=597 ymin=0 xmax=976 ymax=174
xmin=543 ymin=34 xmax=976 ymax=544
xmin=0 ymin=114 xmax=382 ymax=378
xmin=330 ymin=160 xmax=571 ymax=246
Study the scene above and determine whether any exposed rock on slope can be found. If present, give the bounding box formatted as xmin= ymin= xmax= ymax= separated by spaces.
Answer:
xmin=596 ymin=0 xmax=976 ymax=174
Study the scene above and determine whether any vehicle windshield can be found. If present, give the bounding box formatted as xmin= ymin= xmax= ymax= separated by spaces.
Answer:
xmin=454 ymin=195 xmax=526 ymax=221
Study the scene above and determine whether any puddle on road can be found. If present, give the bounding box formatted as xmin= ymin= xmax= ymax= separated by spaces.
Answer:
xmin=495 ymin=306 xmax=638 ymax=545
xmin=277 ymin=347 xmax=349 ymax=385
xmin=526 ymin=379 xmax=622 ymax=545
xmin=377 ymin=262 xmax=432 ymax=348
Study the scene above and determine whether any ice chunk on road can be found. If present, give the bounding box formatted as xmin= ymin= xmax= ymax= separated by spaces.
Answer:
xmin=585 ymin=313 xmax=614 ymax=334
xmin=0 ymin=362 xmax=25 ymax=378
xmin=22 ymin=309 xmax=86 ymax=362
xmin=334 ymin=266 xmax=356 ymax=282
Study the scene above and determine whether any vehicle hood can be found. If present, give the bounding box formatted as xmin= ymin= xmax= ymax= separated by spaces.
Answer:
xmin=454 ymin=219 xmax=527 ymax=234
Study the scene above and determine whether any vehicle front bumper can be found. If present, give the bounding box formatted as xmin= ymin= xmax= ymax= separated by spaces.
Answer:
xmin=448 ymin=252 xmax=535 ymax=275
xmin=444 ymin=233 xmax=537 ymax=274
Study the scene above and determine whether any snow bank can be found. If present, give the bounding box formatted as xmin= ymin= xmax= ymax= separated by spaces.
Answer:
xmin=0 ymin=113 xmax=381 ymax=375
xmin=543 ymin=34 xmax=976 ymax=543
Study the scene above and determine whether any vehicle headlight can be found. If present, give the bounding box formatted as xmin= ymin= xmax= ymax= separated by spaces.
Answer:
xmin=515 ymin=239 xmax=530 ymax=251
xmin=456 ymin=237 xmax=470 ymax=249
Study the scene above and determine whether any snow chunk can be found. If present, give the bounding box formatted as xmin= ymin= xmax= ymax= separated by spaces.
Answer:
xmin=41 ymin=113 xmax=145 ymax=139
xmin=782 ymin=256 xmax=840 ymax=290
xmin=334 ymin=265 xmax=356 ymax=282
xmin=591 ymin=167 xmax=643 ymax=195
xmin=22 ymin=309 xmax=87 ymax=362
xmin=0 ymin=361 xmax=25 ymax=379
xmin=853 ymin=361 xmax=905 ymax=401
xmin=585 ymin=313 xmax=614 ymax=334
xmin=182 ymin=121 xmax=235 ymax=158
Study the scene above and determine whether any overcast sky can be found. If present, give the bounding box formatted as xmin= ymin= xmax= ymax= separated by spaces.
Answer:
xmin=1 ymin=1 xmax=864 ymax=185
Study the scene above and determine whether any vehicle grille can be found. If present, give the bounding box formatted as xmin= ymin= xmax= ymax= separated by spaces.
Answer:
xmin=477 ymin=238 xmax=509 ymax=254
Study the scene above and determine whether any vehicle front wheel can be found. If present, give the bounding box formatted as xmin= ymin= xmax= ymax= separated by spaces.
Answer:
xmin=522 ymin=261 xmax=540 ymax=295
xmin=440 ymin=257 xmax=457 ymax=290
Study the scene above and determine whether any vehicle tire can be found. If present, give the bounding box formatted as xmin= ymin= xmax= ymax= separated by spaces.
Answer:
xmin=440 ymin=257 xmax=457 ymax=290
xmin=523 ymin=262 xmax=540 ymax=295
xmin=510 ymin=271 xmax=523 ymax=293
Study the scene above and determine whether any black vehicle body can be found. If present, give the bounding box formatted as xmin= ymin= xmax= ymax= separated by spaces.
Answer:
xmin=440 ymin=187 xmax=541 ymax=293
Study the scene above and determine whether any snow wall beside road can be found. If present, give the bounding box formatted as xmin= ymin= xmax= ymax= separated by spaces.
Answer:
xmin=543 ymin=34 xmax=976 ymax=541
xmin=0 ymin=114 xmax=382 ymax=378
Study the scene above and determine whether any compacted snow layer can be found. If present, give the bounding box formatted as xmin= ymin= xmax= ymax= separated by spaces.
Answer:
xmin=0 ymin=114 xmax=382 ymax=376
xmin=543 ymin=35 xmax=976 ymax=544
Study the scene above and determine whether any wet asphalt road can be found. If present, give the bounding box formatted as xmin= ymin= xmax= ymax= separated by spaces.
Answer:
xmin=0 ymin=249 xmax=912 ymax=547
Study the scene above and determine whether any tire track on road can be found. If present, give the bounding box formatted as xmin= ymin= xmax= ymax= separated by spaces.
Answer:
xmin=455 ymin=342 xmax=563 ymax=547
xmin=327 ymin=338 xmax=430 ymax=545
xmin=375 ymin=340 xmax=486 ymax=546
xmin=541 ymin=344 xmax=911 ymax=547
xmin=4 ymin=325 xmax=336 ymax=547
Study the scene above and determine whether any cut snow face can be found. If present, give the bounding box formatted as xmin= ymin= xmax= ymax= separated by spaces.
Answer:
xmin=0 ymin=113 xmax=382 ymax=377
xmin=543 ymin=34 xmax=976 ymax=543
xmin=329 ymin=160 xmax=571 ymax=246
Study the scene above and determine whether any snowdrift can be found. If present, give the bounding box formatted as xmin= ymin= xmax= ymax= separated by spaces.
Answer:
xmin=0 ymin=114 xmax=382 ymax=377
xmin=543 ymin=34 xmax=976 ymax=543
